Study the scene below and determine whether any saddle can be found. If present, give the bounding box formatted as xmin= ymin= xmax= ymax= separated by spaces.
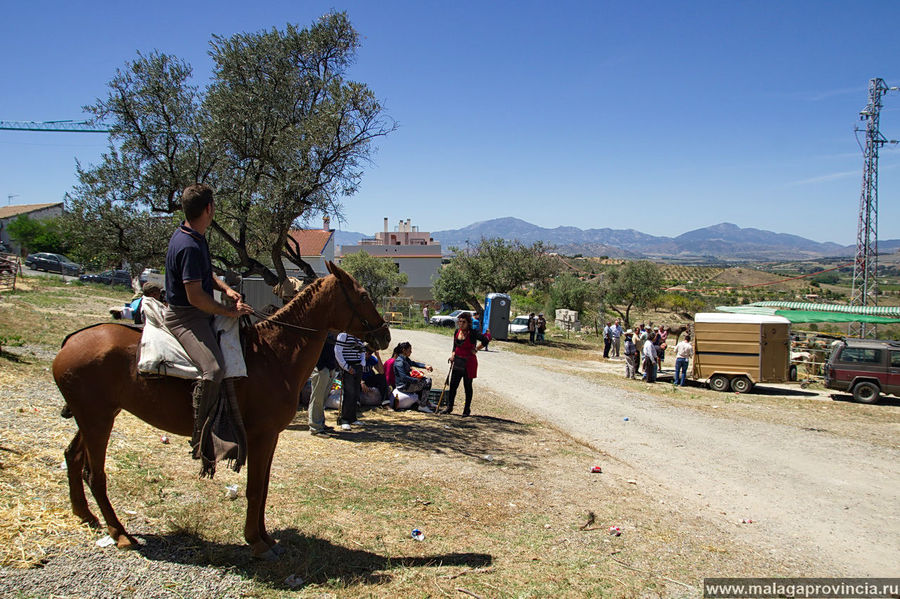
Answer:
xmin=136 ymin=297 xmax=247 ymax=379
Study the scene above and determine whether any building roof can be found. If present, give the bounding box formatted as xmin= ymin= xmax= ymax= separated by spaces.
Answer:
xmin=0 ymin=203 xmax=63 ymax=220
xmin=287 ymin=229 xmax=333 ymax=257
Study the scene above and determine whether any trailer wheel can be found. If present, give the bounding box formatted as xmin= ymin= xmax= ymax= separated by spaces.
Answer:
xmin=709 ymin=374 xmax=730 ymax=392
xmin=851 ymin=381 xmax=880 ymax=404
xmin=730 ymin=376 xmax=752 ymax=393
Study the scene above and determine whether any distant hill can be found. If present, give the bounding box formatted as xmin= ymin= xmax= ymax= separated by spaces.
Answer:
xmin=338 ymin=218 xmax=899 ymax=262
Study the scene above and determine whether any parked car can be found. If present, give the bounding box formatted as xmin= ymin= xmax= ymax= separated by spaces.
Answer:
xmin=24 ymin=252 xmax=82 ymax=276
xmin=139 ymin=267 xmax=161 ymax=286
xmin=430 ymin=309 xmax=476 ymax=327
xmin=79 ymin=269 xmax=133 ymax=287
xmin=824 ymin=338 xmax=900 ymax=404
xmin=508 ymin=315 xmax=531 ymax=336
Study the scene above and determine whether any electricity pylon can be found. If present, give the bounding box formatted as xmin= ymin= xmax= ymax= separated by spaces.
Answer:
xmin=849 ymin=78 xmax=897 ymax=338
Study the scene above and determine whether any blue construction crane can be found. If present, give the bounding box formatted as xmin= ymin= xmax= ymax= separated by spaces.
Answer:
xmin=0 ymin=120 xmax=110 ymax=133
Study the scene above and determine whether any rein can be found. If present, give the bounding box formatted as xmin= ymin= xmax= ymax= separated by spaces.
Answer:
xmin=251 ymin=276 xmax=387 ymax=336
xmin=250 ymin=309 xmax=318 ymax=333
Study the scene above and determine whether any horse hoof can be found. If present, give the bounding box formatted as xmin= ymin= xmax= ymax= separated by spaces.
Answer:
xmin=82 ymin=518 xmax=102 ymax=530
xmin=253 ymin=549 xmax=279 ymax=562
xmin=116 ymin=535 xmax=136 ymax=550
xmin=269 ymin=542 xmax=286 ymax=556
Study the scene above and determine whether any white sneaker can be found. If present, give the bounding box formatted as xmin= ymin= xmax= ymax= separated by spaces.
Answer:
xmin=340 ymin=423 xmax=352 ymax=431
xmin=351 ymin=420 xmax=364 ymax=426
xmin=418 ymin=405 xmax=434 ymax=413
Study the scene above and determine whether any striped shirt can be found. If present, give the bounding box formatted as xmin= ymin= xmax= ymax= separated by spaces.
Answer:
xmin=334 ymin=332 xmax=364 ymax=372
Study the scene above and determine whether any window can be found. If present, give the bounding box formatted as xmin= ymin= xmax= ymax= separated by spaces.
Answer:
xmin=839 ymin=348 xmax=882 ymax=364
xmin=891 ymin=351 xmax=900 ymax=369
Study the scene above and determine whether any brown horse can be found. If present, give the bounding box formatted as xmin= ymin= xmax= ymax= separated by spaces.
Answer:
xmin=52 ymin=262 xmax=390 ymax=559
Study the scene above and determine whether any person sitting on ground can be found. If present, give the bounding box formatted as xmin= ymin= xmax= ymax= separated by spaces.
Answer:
xmin=391 ymin=341 xmax=435 ymax=412
xmin=362 ymin=345 xmax=391 ymax=407
xmin=131 ymin=282 xmax=164 ymax=325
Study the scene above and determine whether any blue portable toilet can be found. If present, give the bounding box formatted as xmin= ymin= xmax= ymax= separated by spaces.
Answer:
xmin=482 ymin=293 xmax=511 ymax=341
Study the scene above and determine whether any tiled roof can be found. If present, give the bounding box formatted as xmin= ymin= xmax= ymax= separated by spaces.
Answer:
xmin=287 ymin=229 xmax=333 ymax=257
xmin=0 ymin=203 xmax=63 ymax=220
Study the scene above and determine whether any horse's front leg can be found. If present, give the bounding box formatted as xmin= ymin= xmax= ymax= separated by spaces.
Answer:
xmin=244 ymin=433 xmax=279 ymax=559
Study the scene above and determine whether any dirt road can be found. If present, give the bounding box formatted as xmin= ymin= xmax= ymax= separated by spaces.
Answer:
xmin=402 ymin=329 xmax=899 ymax=576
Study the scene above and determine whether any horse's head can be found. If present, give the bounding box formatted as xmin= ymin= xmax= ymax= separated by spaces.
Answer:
xmin=325 ymin=261 xmax=391 ymax=350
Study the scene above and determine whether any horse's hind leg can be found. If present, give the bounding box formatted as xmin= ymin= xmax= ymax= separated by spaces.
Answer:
xmin=64 ymin=431 xmax=99 ymax=529
xmin=81 ymin=417 xmax=134 ymax=549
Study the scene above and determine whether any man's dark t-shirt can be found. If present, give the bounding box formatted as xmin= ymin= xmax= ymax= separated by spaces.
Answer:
xmin=165 ymin=223 xmax=213 ymax=307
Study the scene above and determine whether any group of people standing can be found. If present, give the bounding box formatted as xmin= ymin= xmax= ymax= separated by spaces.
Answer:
xmin=307 ymin=311 xmax=488 ymax=434
xmin=620 ymin=323 xmax=693 ymax=385
xmin=527 ymin=313 xmax=546 ymax=345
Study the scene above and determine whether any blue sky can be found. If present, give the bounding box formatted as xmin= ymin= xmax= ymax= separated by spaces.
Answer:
xmin=2 ymin=0 xmax=900 ymax=245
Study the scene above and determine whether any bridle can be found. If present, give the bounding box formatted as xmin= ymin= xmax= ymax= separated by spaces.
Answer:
xmin=335 ymin=276 xmax=390 ymax=336
xmin=254 ymin=275 xmax=388 ymax=336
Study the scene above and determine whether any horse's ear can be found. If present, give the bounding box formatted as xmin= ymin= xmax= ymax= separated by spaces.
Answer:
xmin=326 ymin=261 xmax=336 ymax=275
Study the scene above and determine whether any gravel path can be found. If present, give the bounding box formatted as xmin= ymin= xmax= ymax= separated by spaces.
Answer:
xmin=401 ymin=329 xmax=900 ymax=576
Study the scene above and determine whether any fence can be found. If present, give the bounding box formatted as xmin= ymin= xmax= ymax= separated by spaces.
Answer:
xmin=0 ymin=253 xmax=19 ymax=294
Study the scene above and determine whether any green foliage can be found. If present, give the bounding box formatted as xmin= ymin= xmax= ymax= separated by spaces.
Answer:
xmin=510 ymin=289 xmax=547 ymax=316
xmin=432 ymin=261 xmax=476 ymax=309
xmin=811 ymin=272 xmax=840 ymax=285
xmin=599 ymin=260 xmax=663 ymax=326
xmin=549 ymin=273 xmax=592 ymax=313
xmin=69 ymin=13 xmax=395 ymax=287
xmin=436 ymin=238 xmax=559 ymax=310
xmin=658 ymin=292 xmax=708 ymax=317
xmin=339 ymin=251 xmax=408 ymax=307
xmin=7 ymin=216 xmax=68 ymax=255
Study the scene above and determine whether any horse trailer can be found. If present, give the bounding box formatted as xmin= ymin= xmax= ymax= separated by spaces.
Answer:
xmin=692 ymin=313 xmax=791 ymax=393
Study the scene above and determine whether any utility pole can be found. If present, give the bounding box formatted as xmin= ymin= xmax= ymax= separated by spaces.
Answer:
xmin=7 ymin=194 xmax=19 ymax=206
xmin=849 ymin=78 xmax=897 ymax=338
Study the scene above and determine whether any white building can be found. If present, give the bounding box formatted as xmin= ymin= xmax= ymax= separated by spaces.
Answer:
xmin=0 ymin=203 xmax=63 ymax=254
xmin=339 ymin=218 xmax=442 ymax=301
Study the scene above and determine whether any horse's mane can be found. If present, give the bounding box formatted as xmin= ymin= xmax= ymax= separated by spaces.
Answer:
xmin=253 ymin=275 xmax=329 ymax=333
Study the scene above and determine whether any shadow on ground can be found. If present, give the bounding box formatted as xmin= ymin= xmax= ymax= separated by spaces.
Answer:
xmin=829 ymin=392 xmax=900 ymax=407
xmin=287 ymin=412 xmax=539 ymax=469
xmin=136 ymin=529 xmax=492 ymax=589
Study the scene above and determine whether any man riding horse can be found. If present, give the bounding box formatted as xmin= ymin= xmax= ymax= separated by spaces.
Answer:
xmin=164 ymin=184 xmax=254 ymax=466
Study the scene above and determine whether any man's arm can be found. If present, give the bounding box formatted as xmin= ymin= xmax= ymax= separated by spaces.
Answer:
xmin=185 ymin=280 xmax=253 ymax=317
xmin=213 ymin=274 xmax=242 ymax=303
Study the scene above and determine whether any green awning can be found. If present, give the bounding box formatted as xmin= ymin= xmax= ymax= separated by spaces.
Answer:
xmin=716 ymin=305 xmax=900 ymax=324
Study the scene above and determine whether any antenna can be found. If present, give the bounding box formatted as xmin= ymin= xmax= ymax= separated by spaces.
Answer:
xmin=7 ymin=194 xmax=19 ymax=206
xmin=849 ymin=78 xmax=898 ymax=338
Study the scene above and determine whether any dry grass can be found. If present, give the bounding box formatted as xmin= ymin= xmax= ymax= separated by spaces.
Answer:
xmin=0 ymin=275 xmax=860 ymax=596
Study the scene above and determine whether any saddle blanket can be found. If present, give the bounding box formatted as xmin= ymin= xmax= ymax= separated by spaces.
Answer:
xmin=137 ymin=297 xmax=247 ymax=379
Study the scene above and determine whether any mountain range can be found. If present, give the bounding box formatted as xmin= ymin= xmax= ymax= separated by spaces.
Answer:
xmin=334 ymin=218 xmax=900 ymax=262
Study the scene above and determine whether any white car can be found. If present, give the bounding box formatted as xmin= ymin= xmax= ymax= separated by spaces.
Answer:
xmin=508 ymin=315 xmax=531 ymax=335
xmin=430 ymin=309 xmax=475 ymax=327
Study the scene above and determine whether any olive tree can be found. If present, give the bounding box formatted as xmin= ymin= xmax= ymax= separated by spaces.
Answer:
xmin=65 ymin=13 xmax=394 ymax=286
xmin=339 ymin=251 xmax=408 ymax=307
